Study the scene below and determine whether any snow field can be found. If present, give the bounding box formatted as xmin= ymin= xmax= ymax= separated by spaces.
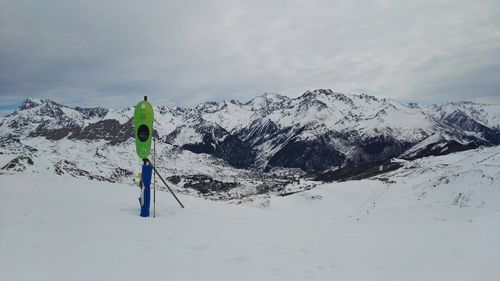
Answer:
xmin=1 ymin=145 xmax=499 ymax=281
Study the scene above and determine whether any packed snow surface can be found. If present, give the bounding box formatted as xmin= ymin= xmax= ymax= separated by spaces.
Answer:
xmin=1 ymin=147 xmax=499 ymax=281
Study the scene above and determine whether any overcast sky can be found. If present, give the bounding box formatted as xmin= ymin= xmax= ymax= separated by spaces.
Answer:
xmin=1 ymin=0 xmax=499 ymax=114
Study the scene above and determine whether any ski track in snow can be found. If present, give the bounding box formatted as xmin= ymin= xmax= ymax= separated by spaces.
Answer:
xmin=1 ymin=146 xmax=500 ymax=281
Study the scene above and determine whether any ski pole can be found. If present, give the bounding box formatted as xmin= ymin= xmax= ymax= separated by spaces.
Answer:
xmin=153 ymin=138 xmax=156 ymax=217
xmin=147 ymin=159 xmax=185 ymax=208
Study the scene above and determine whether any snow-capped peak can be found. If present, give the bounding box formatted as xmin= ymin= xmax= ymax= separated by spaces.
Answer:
xmin=18 ymin=98 xmax=58 ymax=110
xmin=407 ymin=102 xmax=420 ymax=109
xmin=245 ymin=93 xmax=290 ymax=109
xmin=195 ymin=101 xmax=221 ymax=113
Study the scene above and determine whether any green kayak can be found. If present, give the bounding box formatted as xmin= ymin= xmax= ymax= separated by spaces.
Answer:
xmin=134 ymin=98 xmax=154 ymax=160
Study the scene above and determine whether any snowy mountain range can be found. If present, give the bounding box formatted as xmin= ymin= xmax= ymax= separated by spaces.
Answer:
xmin=1 ymin=89 xmax=499 ymax=198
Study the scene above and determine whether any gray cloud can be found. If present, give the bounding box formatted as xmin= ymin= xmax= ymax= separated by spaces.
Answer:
xmin=1 ymin=0 xmax=499 ymax=111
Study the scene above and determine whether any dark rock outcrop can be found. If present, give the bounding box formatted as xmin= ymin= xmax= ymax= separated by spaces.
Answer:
xmin=267 ymin=138 xmax=345 ymax=172
xmin=182 ymin=132 xmax=255 ymax=168
xmin=403 ymin=139 xmax=486 ymax=160
xmin=1 ymin=155 xmax=34 ymax=172
xmin=69 ymin=119 xmax=133 ymax=145
xmin=312 ymin=160 xmax=403 ymax=182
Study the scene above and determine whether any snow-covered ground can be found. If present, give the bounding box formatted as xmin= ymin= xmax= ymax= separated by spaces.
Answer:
xmin=1 ymin=147 xmax=499 ymax=281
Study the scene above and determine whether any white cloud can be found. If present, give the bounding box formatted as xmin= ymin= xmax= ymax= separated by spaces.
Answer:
xmin=0 ymin=0 xmax=499 ymax=109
